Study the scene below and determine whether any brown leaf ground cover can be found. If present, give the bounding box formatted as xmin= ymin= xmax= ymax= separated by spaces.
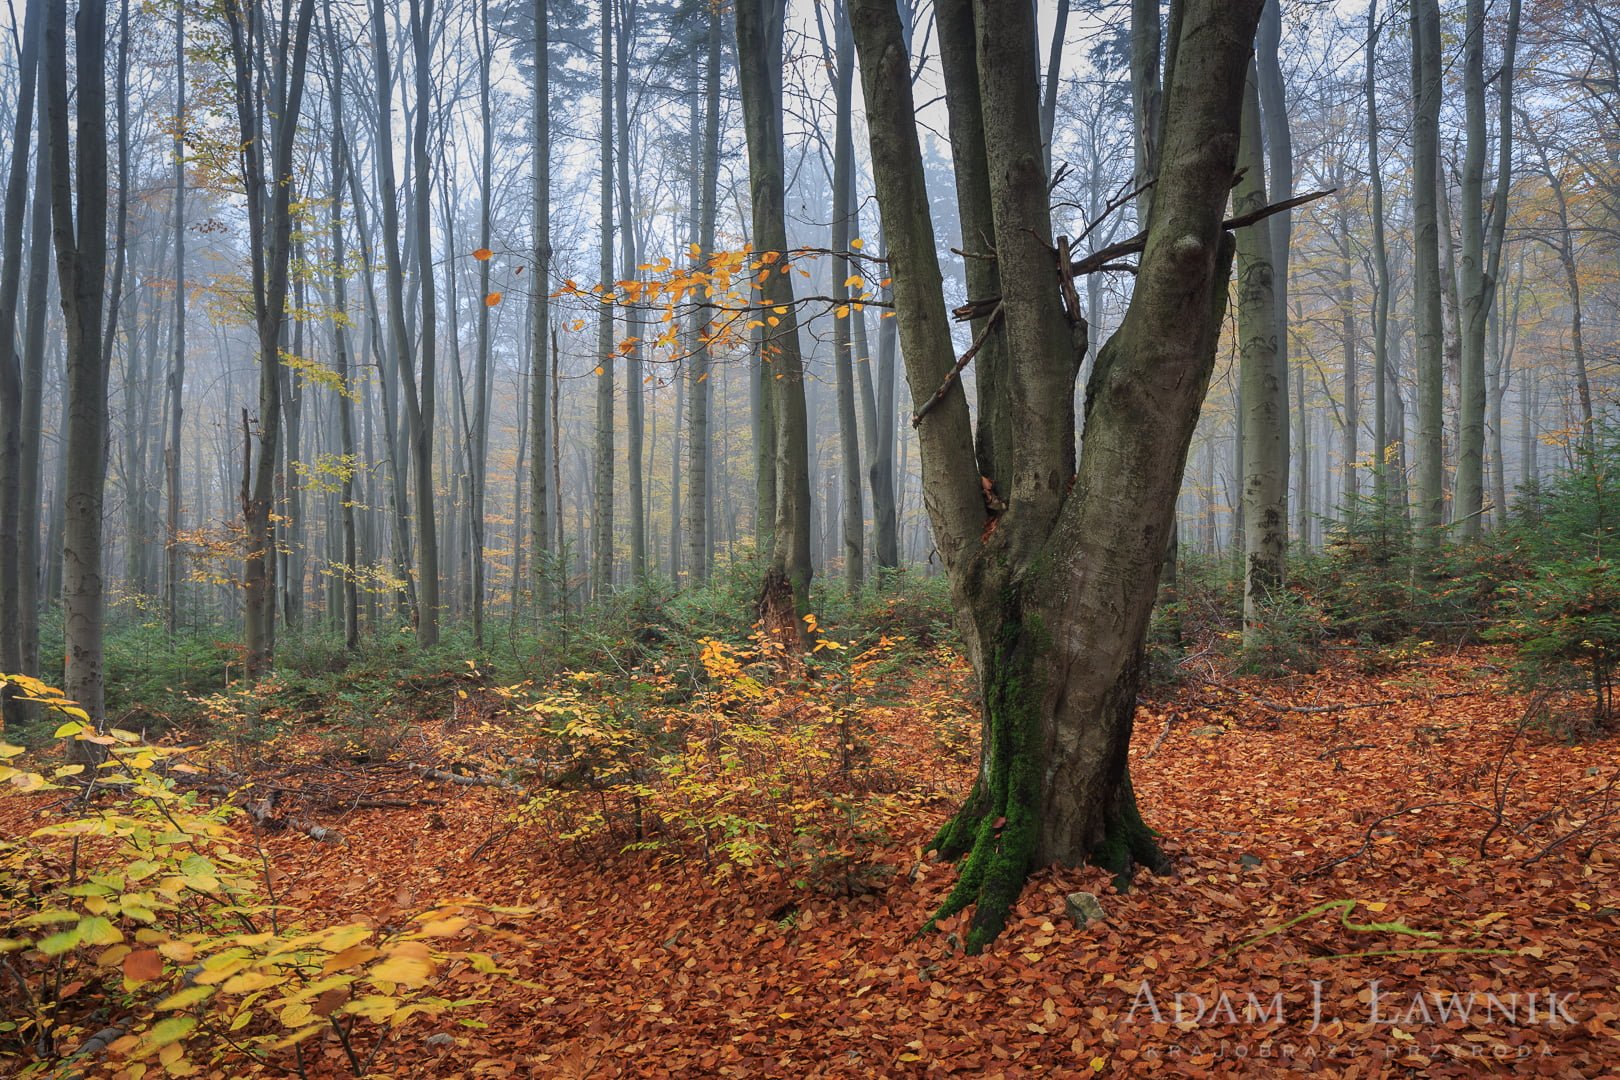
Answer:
xmin=6 ymin=646 xmax=1618 ymax=1077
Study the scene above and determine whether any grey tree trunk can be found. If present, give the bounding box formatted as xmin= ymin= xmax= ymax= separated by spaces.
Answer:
xmin=827 ymin=0 xmax=864 ymax=589
xmin=530 ymin=0 xmax=553 ymax=611
xmin=227 ymin=0 xmax=315 ymax=678
xmin=371 ymin=0 xmax=426 ymax=633
xmin=615 ymin=0 xmax=646 ymax=583
xmin=407 ymin=0 xmax=440 ymax=645
xmin=0 ymin=0 xmax=42 ymax=711
xmin=1256 ymin=0 xmax=1292 ymax=529
xmin=164 ymin=3 xmax=185 ymax=636
xmin=1237 ymin=70 xmax=1285 ymax=644
xmin=737 ymin=0 xmax=813 ymax=639
xmin=852 ymin=0 xmax=1260 ymax=951
xmin=45 ymin=0 xmax=110 ymax=732
xmin=1366 ymin=0 xmax=1392 ymax=517
xmin=686 ymin=6 xmax=721 ymax=585
xmin=592 ymin=0 xmax=616 ymax=596
xmin=467 ymin=0 xmax=493 ymax=644
xmin=1456 ymin=0 xmax=1520 ymax=535
xmin=19 ymin=68 xmax=50 ymax=674
xmin=1411 ymin=0 xmax=1445 ymax=542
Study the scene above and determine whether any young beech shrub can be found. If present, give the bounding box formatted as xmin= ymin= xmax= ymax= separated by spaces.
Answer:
xmin=0 ymin=675 xmax=520 ymax=1078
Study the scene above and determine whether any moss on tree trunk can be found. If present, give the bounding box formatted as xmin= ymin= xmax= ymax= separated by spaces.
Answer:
xmin=925 ymin=606 xmax=1163 ymax=954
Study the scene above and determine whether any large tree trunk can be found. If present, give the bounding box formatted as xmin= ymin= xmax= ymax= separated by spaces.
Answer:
xmin=736 ymin=0 xmax=813 ymax=639
xmin=852 ymin=0 xmax=1259 ymax=951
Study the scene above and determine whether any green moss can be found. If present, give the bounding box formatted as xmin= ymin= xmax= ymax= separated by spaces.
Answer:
xmin=924 ymin=601 xmax=1044 ymax=954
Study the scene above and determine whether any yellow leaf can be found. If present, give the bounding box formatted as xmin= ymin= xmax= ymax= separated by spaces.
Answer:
xmin=369 ymin=947 xmax=434 ymax=988
xmin=344 ymin=994 xmax=399 ymax=1021
xmin=414 ymin=917 xmax=469 ymax=938
xmin=323 ymin=944 xmax=381 ymax=973
xmin=145 ymin=1016 xmax=196 ymax=1049
xmin=843 ymin=275 xmax=863 ymax=288
xmin=849 ymin=237 xmax=864 ymax=250
xmin=155 ymin=985 xmax=215 ymax=1011
xmin=221 ymin=970 xmax=286 ymax=995
xmin=77 ymin=916 xmax=123 ymax=946
xmin=279 ymin=1002 xmax=314 ymax=1028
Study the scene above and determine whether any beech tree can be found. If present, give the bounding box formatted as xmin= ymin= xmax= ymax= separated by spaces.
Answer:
xmin=850 ymin=0 xmax=1266 ymax=949
xmin=46 ymin=0 xmax=111 ymax=730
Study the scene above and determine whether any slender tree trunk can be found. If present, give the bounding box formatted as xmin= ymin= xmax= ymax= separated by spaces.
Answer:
xmin=233 ymin=0 xmax=316 ymax=678
xmin=164 ymin=3 xmax=186 ymax=636
xmin=737 ymin=0 xmax=813 ymax=640
xmin=686 ymin=6 xmax=721 ymax=584
xmin=1411 ymin=0 xmax=1445 ymax=543
xmin=408 ymin=0 xmax=440 ymax=645
xmin=592 ymin=0 xmax=617 ymax=597
xmin=1366 ymin=0 xmax=1391 ymax=519
xmin=531 ymin=0 xmax=552 ymax=611
xmin=0 ymin=0 xmax=42 ymax=711
xmin=615 ymin=0 xmax=646 ymax=583
xmin=19 ymin=69 xmax=50 ymax=672
xmin=1458 ymin=0 xmax=1521 ymax=534
xmin=1237 ymin=70 xmax=1284 ymax=643
xmin=828 ymin=0 xmax=864 ymax=589
xmin=45 ymin=0 xmax=110 ymax=733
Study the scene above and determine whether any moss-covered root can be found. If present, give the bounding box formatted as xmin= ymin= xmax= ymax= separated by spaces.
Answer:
xmin=924 ymin=776 xmax=1165 ymax=955
xmin=1092 ymin=779 xmax=1169 ymax=890
xmin=922 ymin=795 xmax=1038 ymax=954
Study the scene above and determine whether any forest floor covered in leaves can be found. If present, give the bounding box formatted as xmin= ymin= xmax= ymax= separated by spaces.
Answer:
xmin=6 ymin=644 xmax=1620 ymax=1078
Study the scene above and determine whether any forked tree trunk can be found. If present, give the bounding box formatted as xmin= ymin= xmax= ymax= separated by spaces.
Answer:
xmin=851 ymin=0 xmax=1260 ymax=951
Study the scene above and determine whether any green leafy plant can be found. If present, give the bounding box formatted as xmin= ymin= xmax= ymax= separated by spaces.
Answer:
xmin=1 ymin=675 xmax=518 ymax=1078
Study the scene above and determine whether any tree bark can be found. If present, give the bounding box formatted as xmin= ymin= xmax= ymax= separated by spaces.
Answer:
xmin=736 ymin=0 xmax=813 ymax=640
xmin=592 ymin=0 xmax=617 ymax=597
xmin=0 ymin=0 xmax=42 ymax=714
xmin=852 ymin=0 xmax=1260 ymax=951
xmin=45 ymin=0 xmax=110 ymax=734
xmin=1237 ymin=70 xmax=1285 ymax=644
xmin=530 ymin=0 xmax=553 ymax=612
xmin=686 ymin=6 xmax=721 ymax=585
xmin=1456 ymin=0 xmax=1520 ymax=535
xmin=1411 ymin=0 xmax=1445 ymax=543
